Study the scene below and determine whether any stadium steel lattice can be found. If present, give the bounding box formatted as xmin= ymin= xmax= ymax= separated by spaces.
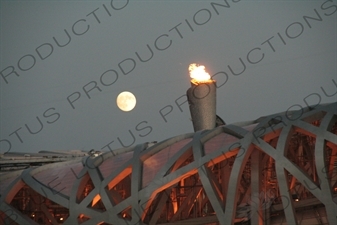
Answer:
xmin=0 ymin=102 xmax=336 ymax=225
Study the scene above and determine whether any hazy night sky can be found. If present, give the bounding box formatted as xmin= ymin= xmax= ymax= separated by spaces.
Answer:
xmin=1 ymin=0 xmax=336 ymax=153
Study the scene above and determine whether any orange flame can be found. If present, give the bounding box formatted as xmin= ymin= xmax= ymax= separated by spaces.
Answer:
xmin=189 ymin=63 xmax=211 ymax=84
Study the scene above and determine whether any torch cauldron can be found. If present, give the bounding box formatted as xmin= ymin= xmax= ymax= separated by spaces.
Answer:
xmin=187 ymin=64 xmax=217 ymax=132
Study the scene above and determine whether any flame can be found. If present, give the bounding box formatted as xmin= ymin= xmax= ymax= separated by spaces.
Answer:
xmin=189 ymin=63 xmax=211 ymax=84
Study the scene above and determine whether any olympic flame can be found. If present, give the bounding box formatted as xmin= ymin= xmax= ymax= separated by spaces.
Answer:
xmin=188 ymin=63 xmax=212 ymax=85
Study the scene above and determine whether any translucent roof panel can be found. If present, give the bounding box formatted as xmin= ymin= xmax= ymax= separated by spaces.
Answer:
xmin=99 ymin=151 xmax=134 ymax=179
xmin=33 ymin=162 xmax=83 ymax=196
xmin=243 ymin=123 xmax=258 ymax=132
xmin=204 ymin=133 xmax=239 ymax=155
xmin=142 ymin=138 xmax=192 ymax=188
xmin=0 ymin=175 xmax=19 ymax=196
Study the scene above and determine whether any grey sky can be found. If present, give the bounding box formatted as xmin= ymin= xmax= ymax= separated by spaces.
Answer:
xmin=1 ymin=0 xmax=336 ymax=153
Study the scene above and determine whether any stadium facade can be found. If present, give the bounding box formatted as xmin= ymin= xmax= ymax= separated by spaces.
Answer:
xmin=0 ymin=102 xmax=336 ymax=225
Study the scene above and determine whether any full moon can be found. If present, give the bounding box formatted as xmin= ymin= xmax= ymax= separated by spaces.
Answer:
xmin=116 ymin=91 xmax=137 ymax=111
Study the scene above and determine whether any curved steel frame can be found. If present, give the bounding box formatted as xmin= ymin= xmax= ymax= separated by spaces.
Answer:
xmin=0 ymin=103 xmax=336 ymax=225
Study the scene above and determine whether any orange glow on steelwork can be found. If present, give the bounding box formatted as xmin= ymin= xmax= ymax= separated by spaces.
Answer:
xmin=92 ymin=194 xmax=101 ymax=206
xmin=1 ymin=105 xmax=335 ymax=225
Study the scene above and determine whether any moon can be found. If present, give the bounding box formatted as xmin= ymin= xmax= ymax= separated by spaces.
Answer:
xmin=116 ymin=91 xmax=137 ymax=111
